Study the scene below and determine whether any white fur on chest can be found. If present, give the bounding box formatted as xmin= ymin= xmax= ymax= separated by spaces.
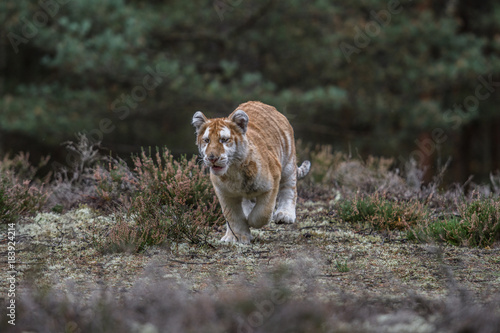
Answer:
xmin=212 ymin=163 xmax=272 ymax=198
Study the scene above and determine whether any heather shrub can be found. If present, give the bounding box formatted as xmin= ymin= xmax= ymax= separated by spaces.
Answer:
xmin=298 ymin=143 xmax=414 ymax=197
xmin=46 ymin=134 xmax=138 ymax=212
xmin=411 ymin=197 xmax=500 ymax=247
xmin=0 ymin=153 xmax=49 ymax=223
xmin=334 ymin=156 xmax=404 ymax=194
xmin=490 ymin=171 xmax=500 ymax=195
xmin=92 ymin=158 xmax=137 ymax=212
xmin=337 ymin=194 xmax=430 ymax=231
xmin=299 ymin=144 xmax=397 ymax=188
xmin=303 ymin=144 xmax=345 ymax=184
xmin=105 ymin=148 xmax=223 ymax=252
xmin=410 ymin=216 xmax=467 ymax=246
xmin=48 ymin=134 xmax=104 ymax=210
xmin=463 ymin=198 xmax=500 ymax=247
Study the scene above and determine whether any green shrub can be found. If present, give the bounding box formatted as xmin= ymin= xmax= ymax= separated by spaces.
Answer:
xmin=463 ymin=199 xmax=500 ymax=247
xmin=337 ymin=194 xmax=429 ymax=231
xmin=105 ymin=148 xmax=223 ymax=252
xmin=335 ymin=259 xmax=350 ymax=273
xmin=409 ymin=216 xmax=467 ymax=246
xmin=412 ymin=198 xmax=500 ymax=248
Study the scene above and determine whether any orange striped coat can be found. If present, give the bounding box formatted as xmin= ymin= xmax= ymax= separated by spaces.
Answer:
xmin=192 ymin=101 xmax=310 ymax=243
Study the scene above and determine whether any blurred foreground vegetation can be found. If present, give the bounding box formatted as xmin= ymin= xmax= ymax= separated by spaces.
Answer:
xmin=3 ymin=263 xmax=500 ymax=332
xmin=1 ymin=0 xmax=500 ymax=184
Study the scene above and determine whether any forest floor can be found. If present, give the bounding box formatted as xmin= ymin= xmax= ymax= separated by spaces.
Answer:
xmin=3 ymin=195 xmax=500 ymax=332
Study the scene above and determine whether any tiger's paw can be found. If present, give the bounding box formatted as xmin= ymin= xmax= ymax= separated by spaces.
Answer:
xmin=221 ymin=229 xmax=252 ymax=244
xmin=274 ymin=210 xmax=296 ymax=224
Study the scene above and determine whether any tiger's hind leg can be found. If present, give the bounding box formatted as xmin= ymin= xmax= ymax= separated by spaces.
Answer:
xmin=274 ymin=187 xmax=297 ymax=224
xmin=274 ymin=160 xmax=310 ymax=223
xmin=274 ymin=164 xmax=297 ymax=224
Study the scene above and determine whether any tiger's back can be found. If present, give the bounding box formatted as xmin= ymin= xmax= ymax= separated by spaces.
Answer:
xmin=231 ymin=101 xmax=296 ymax=180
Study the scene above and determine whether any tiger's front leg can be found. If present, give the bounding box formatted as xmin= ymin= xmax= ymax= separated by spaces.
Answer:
xmin=218 ymin=195 xmax=253 ymax=244
xmin=247 ymin=187 xmax=279 ymax=229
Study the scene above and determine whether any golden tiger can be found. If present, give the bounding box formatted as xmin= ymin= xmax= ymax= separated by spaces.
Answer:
xmin=192 ymin=101 xmax=310 ymax=243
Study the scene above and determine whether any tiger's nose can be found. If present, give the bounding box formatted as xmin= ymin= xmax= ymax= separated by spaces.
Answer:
xmin=208 ymin=154 xmax=219 ymax=163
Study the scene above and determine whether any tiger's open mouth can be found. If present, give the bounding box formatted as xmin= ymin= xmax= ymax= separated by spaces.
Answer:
xmin=210 ymin=164 xmax=226 ymax=175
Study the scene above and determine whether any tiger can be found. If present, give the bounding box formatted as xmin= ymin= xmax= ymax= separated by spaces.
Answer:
xmin=192 ymin=101 xmax=311 ymax=244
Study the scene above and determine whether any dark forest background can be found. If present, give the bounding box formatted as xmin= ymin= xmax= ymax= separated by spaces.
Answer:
xmin=1 ymin=0 xmax=500 ymax=184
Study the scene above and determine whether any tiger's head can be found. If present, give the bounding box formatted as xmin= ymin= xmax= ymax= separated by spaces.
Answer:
xmin=192 ymin=110 xmax=249 ymax=176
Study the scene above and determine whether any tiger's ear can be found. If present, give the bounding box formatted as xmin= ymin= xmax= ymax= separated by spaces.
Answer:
xmin=231 ymin=110 xmax=248 ymax=135
xmin=192 ymin=111 xmax=208 ymax=134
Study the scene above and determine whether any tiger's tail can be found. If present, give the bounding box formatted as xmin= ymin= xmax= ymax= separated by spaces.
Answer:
xmin=297 ymin=160 xmax=311 ymax=180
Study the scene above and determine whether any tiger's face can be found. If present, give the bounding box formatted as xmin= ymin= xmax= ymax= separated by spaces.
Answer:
xmin=192 ymin=110 xmax=249 ymax=176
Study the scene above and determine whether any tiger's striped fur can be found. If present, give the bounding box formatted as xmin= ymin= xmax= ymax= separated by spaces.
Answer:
xmin=192 ymin=101 xmax=310 ymax=243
